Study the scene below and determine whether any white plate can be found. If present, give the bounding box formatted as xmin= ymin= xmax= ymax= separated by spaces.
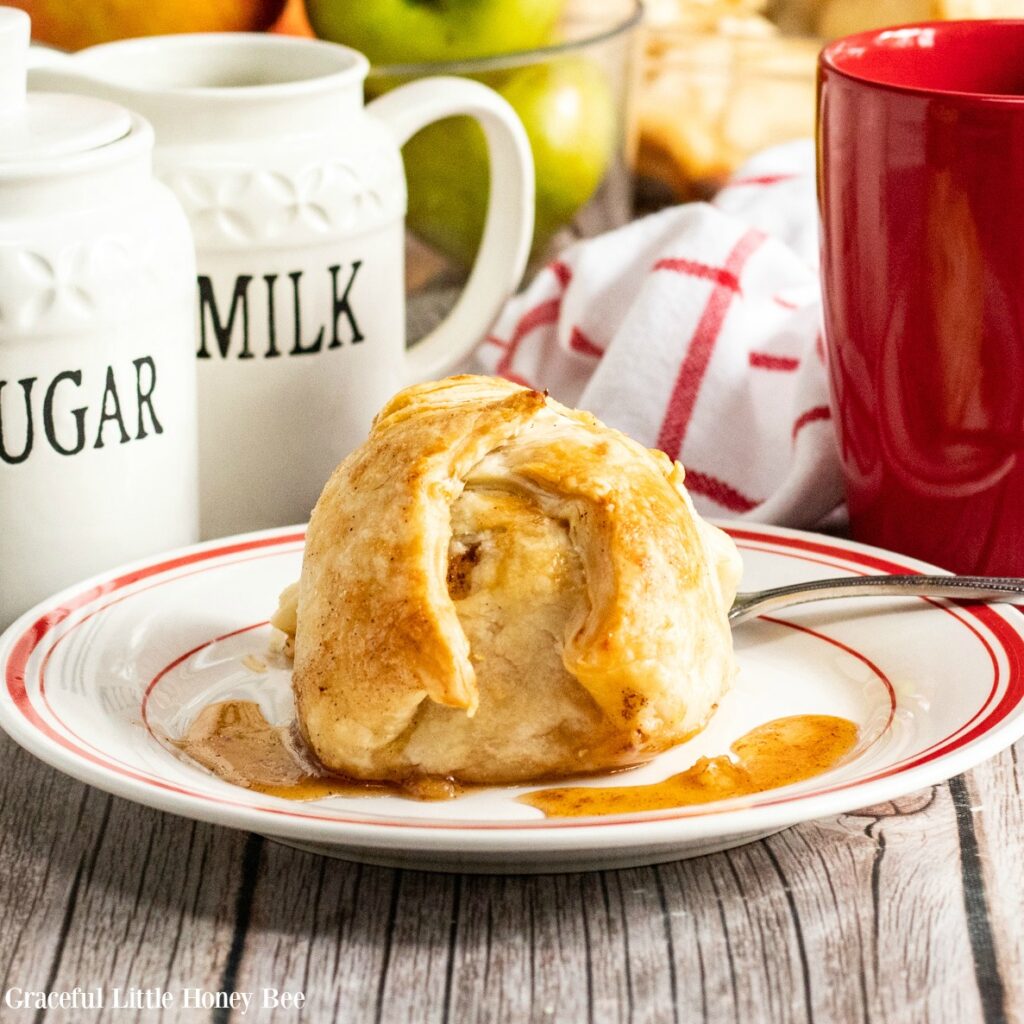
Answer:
xmin=2 ymin=523 xmax=1024 ymax=874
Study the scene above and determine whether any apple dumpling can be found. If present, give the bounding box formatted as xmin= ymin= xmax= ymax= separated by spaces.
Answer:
xmin=273 ymin=375 xmax=741 ymax=785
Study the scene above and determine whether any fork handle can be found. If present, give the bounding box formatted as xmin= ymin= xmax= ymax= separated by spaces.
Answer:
xmin=729 ymin=574 xmax=1024 ymax=625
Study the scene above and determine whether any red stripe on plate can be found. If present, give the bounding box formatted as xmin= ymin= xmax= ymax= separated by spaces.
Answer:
xmin=5 ymin=527 xmax=1024 ymax=831
xmin=761 ymin=614 xmax=896 ymax=733
xmin=132 ymin=602 xmax=898 ymax=824
xmin=6 ymin=533 xmax=305 ymax=719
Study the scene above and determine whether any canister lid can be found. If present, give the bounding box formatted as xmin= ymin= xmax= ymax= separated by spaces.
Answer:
xmin=0 ymin=8 xmax=132 ymax=164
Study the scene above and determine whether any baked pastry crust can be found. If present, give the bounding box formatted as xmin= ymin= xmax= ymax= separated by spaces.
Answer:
xmin=279 ymin=375 xmax=741 ymax=784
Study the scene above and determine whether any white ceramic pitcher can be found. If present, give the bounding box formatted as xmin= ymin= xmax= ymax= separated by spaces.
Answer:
xmin=0 ymin=10 xmax=199 ymax=628
xmin=30 ymin=32 xmax=535 ymax=538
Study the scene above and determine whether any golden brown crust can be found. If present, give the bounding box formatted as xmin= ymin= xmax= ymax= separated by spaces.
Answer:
xmin=288 ymin=375 xmax=741 ymax=784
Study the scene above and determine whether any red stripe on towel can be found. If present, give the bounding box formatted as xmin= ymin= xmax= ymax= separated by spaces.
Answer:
xmin=685 ymin=469 xmax=761 ymax=513
xmin=793 ymin=405 xmax=832 ymax=440
xmin=656 ymin=229 xmax=767 ymax=458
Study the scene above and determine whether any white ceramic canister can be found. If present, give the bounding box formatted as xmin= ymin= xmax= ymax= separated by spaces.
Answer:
xmin=0 ymin=10 xmax=198 ymax=628
xmin=30 ymin=33 xmax=535 ymax=539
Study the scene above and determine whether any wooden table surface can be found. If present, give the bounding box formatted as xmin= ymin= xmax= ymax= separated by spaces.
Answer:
xmin=2 ymin=723 xmax=1021 ymax=1024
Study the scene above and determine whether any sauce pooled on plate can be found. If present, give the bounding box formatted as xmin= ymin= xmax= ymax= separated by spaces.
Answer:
xmin=518 ymin=715 xmax=858 ymax=817
xmin=175 ymin=701 xmax=459 ymax=801
xmin=176 ymin=702 xmax=857 ymax=815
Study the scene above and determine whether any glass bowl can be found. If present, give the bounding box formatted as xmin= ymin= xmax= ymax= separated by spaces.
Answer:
xmin=365 ymin=0 xmax=642 ymax=343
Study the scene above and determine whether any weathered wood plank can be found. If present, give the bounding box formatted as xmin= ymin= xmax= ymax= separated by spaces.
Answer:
xmin=0 ymin=732 xmax=108 ymax=997
xmin=0 ymin=723 xmax=1016 ymax=1024
xmin=0 ymin=732 xmax=248 ymax=1024
xmin=957 ymin=742 xmax=1024 ymax=1024
xmin=448 ymin=874 xmax=612 ymax=1023
xmin=220 ymin=783 xmax=983 ymax=1024
xmin=36 ymin=796 xmax=247 ymax=1024
xmin=855 ymin=783 xmax=985 ymax=1024
xmin=377 ymin=870 xmax=457 ymax=1023
xmin=228 ymin=843 xmax=399 ymax=1022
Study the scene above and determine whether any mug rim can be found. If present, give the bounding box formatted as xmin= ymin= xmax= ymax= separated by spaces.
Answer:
xmin=74 ymin=32 xmax=369 ymax=101
xmin=819 ymin=19 xmax=1024 ymax=106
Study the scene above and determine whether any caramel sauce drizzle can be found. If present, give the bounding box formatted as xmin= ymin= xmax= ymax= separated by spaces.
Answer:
xmin=176 ymin=701 xmax=857 ymax=817
xmin=174 ymin=701 xmax=459 ymax=802
xmin=518 ymin=715 xmax=858 ymax=817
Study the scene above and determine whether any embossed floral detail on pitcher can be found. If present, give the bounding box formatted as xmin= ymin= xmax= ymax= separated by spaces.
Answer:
xmin=171 ymin=171 xmax=255 ymax=243
xmin=0 ymin=246 xmax=96 ymax=332
xmin=261 ymin=165 xmax=335 ymax=236
xmin=165 ymin=156 xmax=404 ymax=248
xmin=0 ymin=234 xmax=185 ymax=335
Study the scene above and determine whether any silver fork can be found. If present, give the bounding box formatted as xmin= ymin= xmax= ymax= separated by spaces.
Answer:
xmin=729 ymin=575 xmax=1024 ymax=625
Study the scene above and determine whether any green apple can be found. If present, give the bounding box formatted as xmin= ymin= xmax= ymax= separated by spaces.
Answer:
xmin=306 ymin=0 xmax=565 ymax=64
xmin=402 ymin=57 xmax=616 ymax=267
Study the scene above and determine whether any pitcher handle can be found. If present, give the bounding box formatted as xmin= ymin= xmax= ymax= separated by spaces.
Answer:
xmin=367 ymin=76 xmax=534 ymax=382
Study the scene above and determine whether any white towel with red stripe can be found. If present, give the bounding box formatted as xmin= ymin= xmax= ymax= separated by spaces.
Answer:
xmin=474 ymin=140 xmax=843 ymax=527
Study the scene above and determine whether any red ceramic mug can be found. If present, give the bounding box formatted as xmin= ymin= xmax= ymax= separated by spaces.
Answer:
xmin=818 ymin=22 xmax=1024 ymax=575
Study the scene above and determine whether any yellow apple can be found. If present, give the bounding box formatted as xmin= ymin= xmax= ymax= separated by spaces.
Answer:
xmin=305 ymin=0 xmax=565 ymax=65
xmin=12 ymin=0 xmax=288 ymax=50
xmin=402 ymin=57 xmax=616 ymax=267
